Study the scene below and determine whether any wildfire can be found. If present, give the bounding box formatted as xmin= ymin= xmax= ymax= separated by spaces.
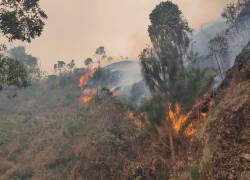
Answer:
xmin=79 ymin=69 xmax=96 ymax=104
xmin=168 ymin=104 xmax=202 ymax=136
xmin=80 ymin=88 xmax=96 ymax=104
xmin=168 ymin=104 xmax=190 ymax=133
xmin=79 ymin=69 xmax=95 ymax=87
xmin=168 ymin=93 xmax=211 ymax=137
xmin=126 ymin=93 xmax=210 ymax=137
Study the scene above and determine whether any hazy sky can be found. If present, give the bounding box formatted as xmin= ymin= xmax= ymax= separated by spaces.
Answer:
xmin=12 ymin=0 xmax=230 ymax=72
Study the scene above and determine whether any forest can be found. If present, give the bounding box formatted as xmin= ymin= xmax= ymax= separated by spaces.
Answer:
xmin=0 ymin=0 xmax=249 ymax=180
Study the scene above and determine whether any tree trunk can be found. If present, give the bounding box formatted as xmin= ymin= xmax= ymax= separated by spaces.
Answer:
xmin=160 ymin=100 xmax=176 ymax=163
xmin=214 ymin=54 xmax=224 ymax=80
xmin=165 ymin=103 xmax=176 ymax=163
xmin=168 ymin=128 xmax=176 ymax=162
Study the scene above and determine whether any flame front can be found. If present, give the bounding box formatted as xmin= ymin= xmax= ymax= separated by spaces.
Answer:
xmin=80 ymin=88 xmax=96 ymax=104
xmin=168 ymin=104 xmax=190 ymax=133
xmin=79 ymin=69 xmax=94 ymax=87
xmin=79 ymin=69 xmax=96 ymax=104
xmin=167 ymin=93 xmax=210 ymax=137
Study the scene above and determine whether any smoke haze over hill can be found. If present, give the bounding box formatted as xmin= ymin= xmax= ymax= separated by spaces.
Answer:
xmin=6 ymin=0 xmax=231 ymax=72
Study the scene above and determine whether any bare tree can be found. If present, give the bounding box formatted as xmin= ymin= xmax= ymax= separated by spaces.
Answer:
xmin=209 ymin=33 xmax=229 ymax=79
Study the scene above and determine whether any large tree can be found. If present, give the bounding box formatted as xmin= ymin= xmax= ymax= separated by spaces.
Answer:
xmin=95 ymin=46 xmax=106 ymax=67
xmin=0 ymin=0 xmax=47 ymax=90
xmin=0 ymin=0 xmax=47 ymax=42
xmin=0 ymin=54 xmax=28 ymax=90
xmin=9 ymin=46 xmax=44 ymax=81
xmin=140 ymin=1 xmax=191 ymax=162
xmin=141 ymin=1 xmax=191 ymax=103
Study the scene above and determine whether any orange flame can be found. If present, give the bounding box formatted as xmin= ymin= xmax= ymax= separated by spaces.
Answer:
xmin=168 ymin=104 xmax=190 ymax=133
xmin=80 ymin=88 xmax=96 ymax=104
xmin=168 ymin=101 xmax=208 ymax=137
xmin=81 ymin=96 xmax=92 ymax=104
xmin=79 ymin=69 xmax=94 ymax=88
xmin=79 ymin=69 xmax=96 ymax=104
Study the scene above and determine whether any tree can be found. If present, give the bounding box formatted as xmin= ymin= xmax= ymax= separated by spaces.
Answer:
xmin=141 ymin=1 xmax=191 ymax=102
xmin=84 ymin=58 xmax=93 ymax=68
xmin=67 ymin=59 xmax=75 ymax=72
xmin=9 ymin=46 xmax=44 ymax=81
xmin=0 ymin=55 xmax=28 ymax=90
xmin=54 ymin=60 xmax=66 ymax=75
xmin=140 ymin=1 xmax=191 ymax=162
xmin=95 ymin=46 xmax=106 ymax=67
xmin=0 ymin=0 xmax=47 ymax=90
xmin=222 ymin=0 xmax=250 ymax=28
xmin=209 ymin=33 xmax=229 ymax=79
xmin=0 ymin=0 xmax=47 ymax=42
xmin=222 ymin=2 xmax=239 ymax=26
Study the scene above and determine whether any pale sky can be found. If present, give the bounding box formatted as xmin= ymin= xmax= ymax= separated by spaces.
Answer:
xmin=11 ymin=0 xmax=230 ymax=72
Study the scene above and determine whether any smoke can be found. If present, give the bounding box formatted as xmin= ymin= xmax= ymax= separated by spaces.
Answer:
xmin=18 ymin=0 xmax=233 ymax=72
xmin=192 ymin=6 xmax=250 ymax=87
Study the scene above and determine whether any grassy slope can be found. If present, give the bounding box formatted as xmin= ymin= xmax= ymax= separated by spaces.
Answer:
xmin=0 ymin=72 xmax=169 ymax=180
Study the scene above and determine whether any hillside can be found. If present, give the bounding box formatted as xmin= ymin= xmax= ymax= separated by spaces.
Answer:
xmin=0 ymin=42 xmax=249 ymax=179
xmin=1 ymin=1 xmax=250 ymax=179
xmin=202 ymin=43 xmax=250 ymax=179
xmin=171 ymin=42 xmax=250 ymax=180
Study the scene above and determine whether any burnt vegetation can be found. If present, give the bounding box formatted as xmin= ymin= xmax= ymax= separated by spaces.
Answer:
xmin=0 ymin=0 xmax=249 ymax=180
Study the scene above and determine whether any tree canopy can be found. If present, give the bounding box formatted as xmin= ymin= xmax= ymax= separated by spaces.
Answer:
xmin=140 ymin=1 xmax=191 ymax=103
xmin=0 ymin=0 xmax=47 ymax=42
xmin=84 ymin=58 xmax=93 ymax=67
xmin=9 ymin=46 xmax=43 ymax=81
xmin=0 ymin=0 xmax=47 ymax=90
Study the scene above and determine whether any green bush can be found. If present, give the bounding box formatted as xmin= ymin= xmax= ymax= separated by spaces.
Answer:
xmin=191 ymin=165 xmax=200 ymax=180
xmin=0 ymin=128 xmax=8 ymax=145
xmin=59 ymin=75 xmax=72 ymax=88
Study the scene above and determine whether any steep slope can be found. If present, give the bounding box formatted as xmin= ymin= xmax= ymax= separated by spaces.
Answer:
xmin=170 ymin=42 xmax=250 ymax=180
xmin=202 ymin=42 xmax=250 ymax=179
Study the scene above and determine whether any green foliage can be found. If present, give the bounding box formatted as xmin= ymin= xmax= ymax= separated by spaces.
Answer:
xmin=0 ymin=0 xmax=47 ymax=42
xmin=65 ymin=109 xmax=95 ymax=137
xmin=149 ymin=1 xmax=181 ymax=26
xmin=0 ymin=0 xmax=46 ymax=91
xmin=0 ymin=55 xmax=29 ymax=90
xmin=59 ymin=75 xmax=71 ymax=88
xmin=95 ymin=46 xmax=105 ymax=55
xmin=139 ymin=96 xmax=165 ymax=126
xmin=140 ymin=1 xmax=213 ymax=132
xmin=9 ymin=46 xmax=43 ymax=81
xmin=140 ymin=1 xmax=191 ymax=103
xmin=173 ymin=68 xmax=213 ymax=111
xmin=0 ymin=128 xmax=8 ymax=145
xmin=99 ymin=130 xmax=121 ymax=143
xmin=191 ymin=165 xmax=200 ymax=180
xmin=84 ymin=57 xmax=93 ymax=67
xmin=148 ymin=1 xmax=191 ymax=56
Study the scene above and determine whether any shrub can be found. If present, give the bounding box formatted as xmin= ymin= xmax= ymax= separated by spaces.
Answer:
xmin=191 ymin=165 xmax=200 ymax=180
